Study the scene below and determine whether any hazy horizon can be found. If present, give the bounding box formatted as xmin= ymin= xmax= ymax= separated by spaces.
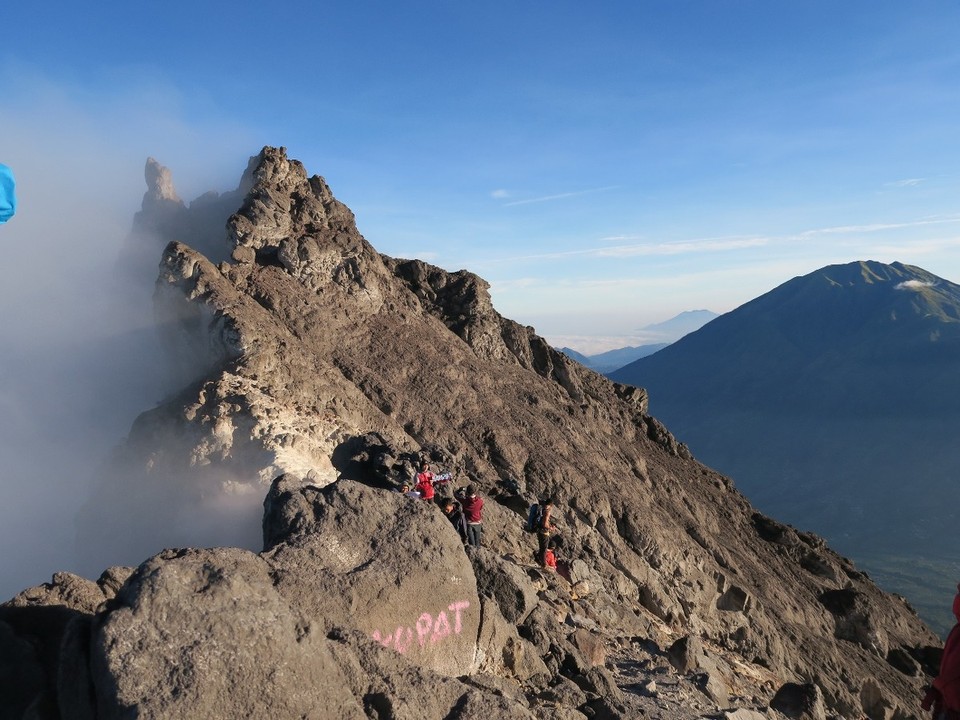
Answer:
xmin=4 ymin=1 xmax=960 ymax=600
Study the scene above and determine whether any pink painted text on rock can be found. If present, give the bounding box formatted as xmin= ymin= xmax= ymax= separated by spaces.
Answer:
xmin=371 ymin=600 xmax=471 ymax=655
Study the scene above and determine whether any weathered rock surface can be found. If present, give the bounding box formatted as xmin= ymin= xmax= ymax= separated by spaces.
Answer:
xmin=264 ymin=478 xmax=480 ymax=677
xmin=4 ymin=147 xmax=944 ymax=718
xmin=770 ymin=682 xmax=827 ymax=720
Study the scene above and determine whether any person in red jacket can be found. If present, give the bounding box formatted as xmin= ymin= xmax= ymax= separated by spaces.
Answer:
xmin=459 ymin=484 xmax=483 ymax=547
xmin=537 ymin=497 xmax=556 ymax=566
xmin=924 ymin=584 xmax=960 ymax=719
xmin=415 ymin=463 xmax=435 ymax=502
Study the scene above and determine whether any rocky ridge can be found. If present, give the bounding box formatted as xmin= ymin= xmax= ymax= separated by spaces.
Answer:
xmin=1 ymin=148 xmax=942 ymax=719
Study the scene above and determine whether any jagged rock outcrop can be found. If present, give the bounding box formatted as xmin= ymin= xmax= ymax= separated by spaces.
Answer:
xmin=3 ymin=147 xmax=943 ymax=718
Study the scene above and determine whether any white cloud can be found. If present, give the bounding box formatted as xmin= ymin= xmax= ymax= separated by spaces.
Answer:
xmin=799 ymin=216 xmax=960 ymax=237
xmin=894 ymin=279 xmax=937 ymax=291
xmin=473 ymin=235 xmax=767 ymax=266
xmin=502 ymin=185 xmax=618 ymax=207
xmin=546 ymin=334 xmax=662 ymax=355
xmin=490 ymin=189 xmax=510 ymax=199
xmin=884 ymin=178 xmax=925 ymax=188
xmin=594 ymin=236 xmax=768 ymax=258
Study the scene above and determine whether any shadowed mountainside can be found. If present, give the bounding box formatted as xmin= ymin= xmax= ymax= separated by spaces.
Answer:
xmin=612 ymin=260 xmax=960 ymax=633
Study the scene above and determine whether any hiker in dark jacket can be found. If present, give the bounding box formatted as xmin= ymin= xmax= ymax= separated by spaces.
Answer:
xmin=459 ymin=484 xmax=484 ymax=547
xmin=441 ymin=497 xmax=468 ymax=544
xmin=924 ymin=583 xmax=960 ymax=719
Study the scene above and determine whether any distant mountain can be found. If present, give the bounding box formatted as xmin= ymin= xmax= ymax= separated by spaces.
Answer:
xmin=559 ymin=310 xmax=717 ymax=374
xmin=557 ymin=346 xmax=591 ymax=365
xmin=640 ymin=309 xmax=719 ymax=341
xmin=583 ymin=343 xmax=669 ymax=374
xmin=559 ymin=343 xmax=668 ymax=374
xmin=611 ymin=260 xmax=960 ymax=632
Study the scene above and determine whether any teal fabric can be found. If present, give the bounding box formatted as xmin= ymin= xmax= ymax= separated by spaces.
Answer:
xmin=0 ymin=164 xmax=16 ymax=223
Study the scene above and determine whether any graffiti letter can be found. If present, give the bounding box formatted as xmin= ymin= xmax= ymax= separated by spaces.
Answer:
xmin=371 ymin=629 xmax=393 ymax=648
xmin=448 ymin=600 xmax=470 ymax=634
xmin=394 ymin=626 xmax=413 ymax=655
xmin=416 ymin=612 xmax=433 ymax=647
xmin=431 ymin=611 xmax=451 ymax=644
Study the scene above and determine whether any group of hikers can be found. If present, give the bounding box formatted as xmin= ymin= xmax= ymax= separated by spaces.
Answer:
xmin=396 ymin=462 xmax=559 ymax=569
xmin=393 ymin=456 xmax=960 ymax=718
xmin=392 ymin=454 xmax=960 ymax=716
xmin=398 ymin=463 xmax=485 ymax=548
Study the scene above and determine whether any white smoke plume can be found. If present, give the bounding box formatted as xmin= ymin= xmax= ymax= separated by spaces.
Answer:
xmin=0 ymin=68 xmax=256 ymax=600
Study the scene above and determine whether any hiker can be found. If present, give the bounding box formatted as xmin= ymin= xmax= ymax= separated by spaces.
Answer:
xmin=441 ymin=497 xmax=468 ymax=544
xmin=923 ymin=583 xmax=960 ymax=719
xmin=397 ymin=482 xmax=420 ymax=499
xmin=0 ymin=164 xmax=15 ymax=224
xmin=537 ymin=497 xmax=556 ymax=566
xmin=459 ymin=484 xmax=484 ymax=547
xmin=415 ymin=463 xmax=435 ymax=502
xmin=542 ymin=537 xmax=557 ymax=571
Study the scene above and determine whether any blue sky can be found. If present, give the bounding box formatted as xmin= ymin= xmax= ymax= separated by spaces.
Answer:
xmin=4 ymin=2 xmax=960 ymax=352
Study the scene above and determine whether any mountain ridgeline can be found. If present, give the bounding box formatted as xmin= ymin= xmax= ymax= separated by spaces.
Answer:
xmin=612 ymin=260 xmax=960 ymax=632
xmin=0 ymin=152 xmax=942 ymax=718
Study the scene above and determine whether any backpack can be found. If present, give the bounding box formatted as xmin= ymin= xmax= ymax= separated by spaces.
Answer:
xmin=525 ymin=504 xmax=543 ymax=533
xmin=543 ymin=548 xmax=557 ymax=570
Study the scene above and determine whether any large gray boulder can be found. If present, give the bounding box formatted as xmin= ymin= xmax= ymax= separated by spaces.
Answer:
xmin=264 ymin=478 xmax=482 ymax=677
xmin=76 ymin=540 xmax=536 ymax=720
xmin=466 ymin=545 xmax=540 ymax=624
xmin=88 ymin=547 xmax=363 ymax=719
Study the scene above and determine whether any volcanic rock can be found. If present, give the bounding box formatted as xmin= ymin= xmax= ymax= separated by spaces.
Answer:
xmin=770 ymin=682 xmax=827 ymax=720
xmin=4 ymin=147 xmax=944 ymax=718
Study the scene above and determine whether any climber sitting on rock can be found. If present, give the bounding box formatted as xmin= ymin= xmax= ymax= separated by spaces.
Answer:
xmin=415 ymin=462 xmax=435 ymax=502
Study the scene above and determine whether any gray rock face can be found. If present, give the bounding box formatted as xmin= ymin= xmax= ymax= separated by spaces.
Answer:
xmin=770 ymin=682 xmax=827 ymax=720
xmin=25 ymin=146 xmax=942 ymax=718
xmin=264 ymin=479 xmax=480 ymax=678
xmin=0 ymin=620 xmax=46 ymax=719
xmin=466 ymin=546 xmax=540 ymax=624
xmin=75 ymin=537 xmax=535 ymax=720
xmin=43 ymin=478 xmax=541 ymax=718
xmin=667 ymin=635 xmax=706 ymax=675
xmin=89 ymin=547 xmax=361 ymax=719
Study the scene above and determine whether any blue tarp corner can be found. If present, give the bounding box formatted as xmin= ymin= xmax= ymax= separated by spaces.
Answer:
xmin=0 ymin=164 xmax=17 ymax=223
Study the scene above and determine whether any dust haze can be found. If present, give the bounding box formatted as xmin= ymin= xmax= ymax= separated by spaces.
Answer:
xmin=0 ymin=73 xmax=259 ymax=599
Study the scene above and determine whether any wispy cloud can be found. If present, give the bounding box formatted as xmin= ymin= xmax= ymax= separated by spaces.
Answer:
xmin=490 ymin=189 xmax=510 ymax=199
xmin=799 ymin=216 xmax=960 ymax=237
xmin=593 ymin=236 xmax=768 ymax=258
xmin=884 ymin=178 xmax=925 ymax=188
xmin=475 ymin=235 xmax=767 ymax=265
xmin=502 ymin=185 xmax=618 ymax=207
